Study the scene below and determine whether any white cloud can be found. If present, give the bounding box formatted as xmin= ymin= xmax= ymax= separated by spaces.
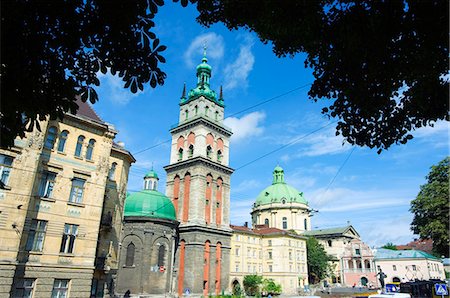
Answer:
xmin=97 ymin=72 xmax=144 ymax=105
xmin=413 ymin=120 xmax=449 ymax=139
xmin=232 ymin=179 xmax=263 ymax=195
xmin=184 ymin=33 xmax=225 ymax=67
xmin=224 ymin=111 xmax=266 ymax=142
xmin=223 ymin=36 xmax=255 ymax=90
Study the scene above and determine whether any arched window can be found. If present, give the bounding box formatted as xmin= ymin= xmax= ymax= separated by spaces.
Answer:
xmin=125 ymin=242 xmax=135 ymax=266
xmin=75 ymin=136 xmax=85 ymax=157
xmin=205 ymin=106 xmax=209 ymax=117
xmin=57 ymin=130 xmax=69 ymax=152
xmin=348 ymin=260 xmax=353 ymax=269
xmin=215 ymin=111 xmax=219 ymax=121
xmin=85 ymin=139 xmax=95 ymax=160
xmin=185 ymin=109 xmax=189 ymax=120
xmin=328 ymin=240 xmax=333 ymax=247
xmin=264 ymin=218 xmax=269 ymax=226
xmin=282 ymin=217 xmax=288 ymax=229
xmin=195 ymin=105 xmax=198 ymax=115
xmin=304 ymin=218 xmax=308 ymax=230
xmin=188 ymin=144 xmax=194 ymax=158
xmin=158 ymin=245 xmax=165 ymax=267
xmin=108 ymin=162 xmax=117 ymax=180
xmin=44 ymin=126 xmax=57 ymax=149
xmin=217 ymin=150 xmax=222 ymax=162
xmin=365 ymin=260 xmax=371 ymax=269
xmin=206 ymin=146 xmax=212 ymax=158
xmin=178 ymin=148 xmax=183 ymax=161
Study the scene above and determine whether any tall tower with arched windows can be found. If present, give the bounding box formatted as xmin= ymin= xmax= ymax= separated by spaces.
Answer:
xmin=164 ymin=51 xmax=233 ymax=296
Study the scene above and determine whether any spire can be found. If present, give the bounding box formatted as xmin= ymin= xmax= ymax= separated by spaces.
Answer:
xmin=202 ymin=40 xmax=208 ymax=63
xmin=272 ymin=165 xmax=285 ymax=184
xmin=219 ymin=85 xmax=223 ymax=100
xmin=181 ymin=82 xmax=186 ymax=99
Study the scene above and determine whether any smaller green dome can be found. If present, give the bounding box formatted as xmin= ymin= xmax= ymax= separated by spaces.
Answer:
xmin=255 ymin=166 xmax=308 ymax=207
xmin=145 ymin=169 xmax=158 ymax=179
xmin=196 ymin=57 xmax=212 ymax=73
xmin=124 ymin=190 xmax=176 ymax=221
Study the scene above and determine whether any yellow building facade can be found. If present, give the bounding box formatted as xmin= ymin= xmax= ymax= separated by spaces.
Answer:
xmin=229 ymin=225 xmax=308 ymax=295
xmin=0 ymin=100 xmax=134 ymax=297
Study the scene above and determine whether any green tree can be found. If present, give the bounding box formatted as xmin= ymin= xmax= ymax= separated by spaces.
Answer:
xmin=243 ymin=274 xmax=263 ymax=296
xmin=410 ymin=157 xmax=449 ymax=257
xmin=196 ymin=0 xmax=448 ymax=153
xmin=3 ymin=1 xmax=448 ymax=152
xmin=381 ymin=242 xmax=398 ymax=250
xmin=306 ymin=237 xmax=331 ymax=284
xmin=262 ymin=279 xmax=282 ymax=295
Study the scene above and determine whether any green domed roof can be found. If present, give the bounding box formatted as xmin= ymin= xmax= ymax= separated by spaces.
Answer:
xmin=144 ymin=169 xmax=158 ymax=179
xmin=255 ymin=166 xmax=308 ymax=207
xmin=196 ymin=57 xmax=212 ymax=73
xmin=124 ymin=190 xmax=176 ymax=221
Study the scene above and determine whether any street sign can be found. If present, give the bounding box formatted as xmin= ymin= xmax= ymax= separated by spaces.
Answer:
xmin=435 ymin=283 xmax=448 ymax=296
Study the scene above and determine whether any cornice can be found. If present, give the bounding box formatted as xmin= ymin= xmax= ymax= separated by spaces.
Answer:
xmin=164 ymin=156 xmax=234 ymax=175
xmin=170 ymin=117 xmax=232 ymax=137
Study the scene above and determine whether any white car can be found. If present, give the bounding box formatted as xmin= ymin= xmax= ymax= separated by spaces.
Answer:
xmin=368 ymin=293 xmax=411 ymax=298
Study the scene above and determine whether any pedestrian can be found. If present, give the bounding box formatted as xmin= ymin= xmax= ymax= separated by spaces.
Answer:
xmin=376 ymin=268 xmax=387 ymax=289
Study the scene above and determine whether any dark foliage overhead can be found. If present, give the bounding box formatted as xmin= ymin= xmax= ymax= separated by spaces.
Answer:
xmin=2 ymin=0 xmax=448 ymax=152
xmin=195 ymin=0 xmax=449 ymax=152
xmin=1 ymin=0 xmax=168 ymax=147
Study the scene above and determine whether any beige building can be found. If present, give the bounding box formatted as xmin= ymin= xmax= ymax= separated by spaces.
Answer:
xmin=0 ymin=99 xmax=134 ymax=297
xmin=230 ymin=166 xmax=309 ymax=295
xmin=374 ymin=248 xmax=446 ymax=283
xmin=304 ymin=225 xmax=377 ymax=287
xmin=230 ymin=224 xmax=308 ymax=295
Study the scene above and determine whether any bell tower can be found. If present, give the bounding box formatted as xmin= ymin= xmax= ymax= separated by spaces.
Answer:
xmin=164 ymin=49 xmax=233 ymax=297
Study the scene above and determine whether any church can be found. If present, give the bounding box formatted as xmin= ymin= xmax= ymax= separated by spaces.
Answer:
xmin=116 ymin=51 xmax=233 ymax=296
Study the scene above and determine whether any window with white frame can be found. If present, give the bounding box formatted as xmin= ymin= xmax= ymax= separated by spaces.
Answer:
xmin=85 ymin=139 xmax=95 ymax=160
xmin=26 ymin=219 xmax=47 ymax=251
xmin=282 ymin=217 xmax=288 ymax=229
xmin=44 ymin=126 xmax=57 ymax=149
xmin=38 ymin=171 xmax=56 ymax=198
xmin=69 ymin=178 xmax=85 ymax=203
xmin=108 ymin=162 xmax=117 ymax=180
xmin=60 ymin=224 xmax=78 ymax=254
xmin=51 ymin=279 xmax=70 ymax=298
xmin=16 ymin=278 xmax=35 ymax=298
xmin=0 ymin=154 xmax=13 ymax=186
xmin=74 ymin=135 xmax=85 ymax=157
xmin=57 ymin=130 xmax=69 ymax=152
xmin=269 ymin=265 xmax=273 ymax=272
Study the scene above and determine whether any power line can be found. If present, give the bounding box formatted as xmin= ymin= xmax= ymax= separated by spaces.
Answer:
xmin=131 ymin=82 xmax=312 ymax=156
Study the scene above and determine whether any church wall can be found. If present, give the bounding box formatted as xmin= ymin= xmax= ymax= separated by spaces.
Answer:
xmin=116 ymin=219 xmax=177 ymax=296
xmin=252 ymin=204 xmax=311 ymax=233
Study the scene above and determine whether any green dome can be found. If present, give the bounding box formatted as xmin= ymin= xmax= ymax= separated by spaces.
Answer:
xmin=255 ymin=166 xmax=308 ymax=207
xmin=144 ymin=169 xmax=158 ymax=179
xmin=124 ymin=190 xmax=176 ymax=221
xmin=196 ymin=57 xmax=212 ymax=73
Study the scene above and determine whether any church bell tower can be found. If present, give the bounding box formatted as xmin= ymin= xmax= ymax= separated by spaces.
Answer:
xmin=164 ymin=48 xmax=233 ymax=296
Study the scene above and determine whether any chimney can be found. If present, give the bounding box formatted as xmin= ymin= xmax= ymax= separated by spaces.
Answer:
xmin=244 ymin=222 xmax=248 ymax=228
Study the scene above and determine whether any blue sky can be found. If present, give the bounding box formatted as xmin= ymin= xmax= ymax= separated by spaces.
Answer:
xmin=93 ymin=3 xmax=449 ymax=248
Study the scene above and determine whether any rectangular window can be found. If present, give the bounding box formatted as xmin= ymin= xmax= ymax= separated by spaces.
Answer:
xmin=0 ymin=154 xmax=13 ymax=186
xmin=355 ymin=248 xmax=361 ymax=255
xmin=235 ymin=264 xmax=239 ymax=272
xmin=412 ymin=265 xmax=416 ymax=271
xmin=235 ymin=248 xmax=240 ymax=256
xmin=26 ymin=219 xmax=47 ymax=251
xmin=269 ymin=265 xmax=273 ymax=272
xmin=289 ymin=251 xmax=292 ymax=260
xmin=39 ymin=171 xmax=56 ymax=198
xmin=69 ymin=178 xmax=85 ymax=203
xmin=393 ymin=265 xmax=397 ymax=271
xmin=268 ymin=251 xmax=272 ymax=259
xmin=60 ymin=224 xmax=78 ymax=254
xmin=16 ymin=278 xmax=35 ymax=298
xmin=268 ymin=240 xmax=272 ymax=246
xmin=248 ymin=265 xmax=251 ymax=272
xmin=52 ymin=279 xmax=69 ymax=298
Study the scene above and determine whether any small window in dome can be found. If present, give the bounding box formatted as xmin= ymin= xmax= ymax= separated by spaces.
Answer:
xmin=265 ymin=192 xmax=269 ymax=196
xmin=282 ymin=198 xmax=286 ymax=204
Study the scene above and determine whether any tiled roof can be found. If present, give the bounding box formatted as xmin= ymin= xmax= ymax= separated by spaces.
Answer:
xmin=71 ymin=97 xmax=104 ymax=124
xmin=303 ymin=225 xmax=359 ymax=238
xmin=396 ymin=239 xmax=433 ymax=254
xmin=374 ymin=248 xmax=440 ymax=260
xmin=230 ymin=224 xmax=302 ymax=237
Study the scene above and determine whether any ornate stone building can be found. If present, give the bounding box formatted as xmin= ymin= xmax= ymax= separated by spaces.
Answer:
xmin=164 ymin=52 xmax=233 ymax=297
xmin=304 ymin=225 xmax=377 ymax=287
xmin=230 ymin=166 xmax=310 ymax=295
xmin=0 ymin=99 xmax=134 ymax=297
xmin=116 ymin=170 xmax=179 ymax=296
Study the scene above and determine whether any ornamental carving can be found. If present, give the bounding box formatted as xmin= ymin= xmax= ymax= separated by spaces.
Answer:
xmin=27 ymin=131 xmax=43 ymax=150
